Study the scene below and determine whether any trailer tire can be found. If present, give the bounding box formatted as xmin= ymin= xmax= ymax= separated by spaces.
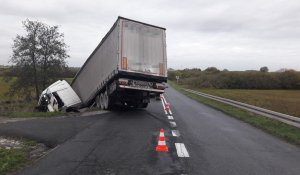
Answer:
xmin=96 ymin=95 xmax=101 ymax=108
xmin=100 ymin=93 xmax=105 ymax=110
xmin=103 ymin=91 xmax=108 ymax=110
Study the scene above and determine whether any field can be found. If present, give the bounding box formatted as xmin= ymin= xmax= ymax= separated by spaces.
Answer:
xmin=64 ymin=78 xmax=73 ymax=84
xmin=0 ymin=77 xmax=73 ymax=100
xmin=170 ymin=81 xmax=300 ymax=146
xmin=0 ymin=77 xmax=70 ymax=117
xmin=193 ymin=88 xmax=300 ymax=117
xmin=0 ymin=77 xmax=12 ymax=100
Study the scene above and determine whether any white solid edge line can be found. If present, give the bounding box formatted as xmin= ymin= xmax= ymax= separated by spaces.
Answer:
xmin=171 ymin=130 xmax=180 ymax=137
xmin=160 ymin=99 xmax=168 ymax=114
xmin=162 ymin=95 xmax=173 ymax=115
xmin=169 ymin=109 xmax=173 ymax=115
xmin=162 ymin=95 xmax=167 ymax=105
xmin=168 ymin=115 xmax=174 ymax=120
xmin=175 ymin=143 xmax=190 ymax=157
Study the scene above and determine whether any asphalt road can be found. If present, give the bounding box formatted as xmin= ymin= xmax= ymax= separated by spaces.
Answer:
xmin=1 ymin=86 xmax=300 ymax=175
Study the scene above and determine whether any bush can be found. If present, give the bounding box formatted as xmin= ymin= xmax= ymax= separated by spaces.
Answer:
xmin=168 ymin=68 xmax=300 ymax=89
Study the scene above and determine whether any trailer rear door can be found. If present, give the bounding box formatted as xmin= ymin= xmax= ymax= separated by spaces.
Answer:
xmin=121 ymin=19 xmax=166 ymax=76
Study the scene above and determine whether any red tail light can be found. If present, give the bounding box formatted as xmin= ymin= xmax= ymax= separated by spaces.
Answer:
xmin=118 ymin=79 xmax=128 ymax=85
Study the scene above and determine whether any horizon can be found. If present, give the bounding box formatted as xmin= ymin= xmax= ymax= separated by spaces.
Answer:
xmin=1 ymin=64 xmax=299 ymax=72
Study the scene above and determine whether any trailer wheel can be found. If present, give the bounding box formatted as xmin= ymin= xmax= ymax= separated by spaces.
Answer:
xmin=103 ymin=91 xmax=108 ymax=110
xmin=100 ymin=93 xmax=105 ymax=110
xmin=96 ymin=95 xmax=101 ymax=108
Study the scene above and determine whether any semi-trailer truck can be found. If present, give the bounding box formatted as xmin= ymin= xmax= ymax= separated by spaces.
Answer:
xmin=38 ymin=16 xmax=167 ymax=111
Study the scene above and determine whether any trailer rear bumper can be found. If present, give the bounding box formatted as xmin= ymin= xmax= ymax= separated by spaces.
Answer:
xmin=118 ymin=85 xmax=164 ymax=93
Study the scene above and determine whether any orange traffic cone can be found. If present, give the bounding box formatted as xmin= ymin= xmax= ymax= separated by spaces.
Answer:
xmin=156 ymin=128 xmax=169 ymax=152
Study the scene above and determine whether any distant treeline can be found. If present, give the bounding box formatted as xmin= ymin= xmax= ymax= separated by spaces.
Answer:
xmin=0 ymin=65 xmax=80 ymax=78
xmin=168 ymin=67 xmax=300 ymax=89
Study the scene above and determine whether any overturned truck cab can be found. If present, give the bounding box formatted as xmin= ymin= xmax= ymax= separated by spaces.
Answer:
xmin=38 ymin=80 xmax=82 ymax=112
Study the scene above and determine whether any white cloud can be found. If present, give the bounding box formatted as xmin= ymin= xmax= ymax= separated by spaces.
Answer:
xmin=0 ymin=0 xmax=300 ymax=71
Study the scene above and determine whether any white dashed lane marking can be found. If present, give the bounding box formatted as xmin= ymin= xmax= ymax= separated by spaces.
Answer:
xmin=167 ymin=115 xmax=174 ymax=120
xmin=175 ymin=143 xmax=190 ymax=157
xmin=160 ymin=94 xmax=190 ymax=158
xmin=160 ymin=99 xmax=168 ymax=114
xmin=170 ymin=121 xmax=177 ymax=127
xmin=161 ymin=95 xmax=167 ymax=104
xmin=168 ymin=109 xmax=173 ymax=115
xmin=171 ymin=130 xmax=180 ymax=137
xmin=161 ymin=95 xmax=173 ymax=115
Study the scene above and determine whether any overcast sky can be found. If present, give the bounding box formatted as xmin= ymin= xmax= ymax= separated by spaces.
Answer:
xmin=0 ymin=0 xmax=299 ymax=71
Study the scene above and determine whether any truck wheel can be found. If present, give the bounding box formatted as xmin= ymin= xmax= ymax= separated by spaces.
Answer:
xmin=103 ymin=91 xmax=108 ymax=110
xmin=96 ymin=95 xmax=101 ymax=108
xmin=100 ymin=93 xmax=105 ymax=110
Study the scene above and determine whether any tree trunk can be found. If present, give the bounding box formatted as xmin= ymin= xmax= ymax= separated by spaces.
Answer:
xmin=42 ymin=56 xmax=47 ymax=90
xmin=42 ymin=37 xmax=49 ymax=90
xmin=32 ymin=53 xmax=40 ymax=101
xmin=31 ymin=28 xmax=40 ymax=101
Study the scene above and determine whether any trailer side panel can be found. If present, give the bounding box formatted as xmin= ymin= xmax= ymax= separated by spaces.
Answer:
xmin=72 ymin=22 xmax=120 ymax=105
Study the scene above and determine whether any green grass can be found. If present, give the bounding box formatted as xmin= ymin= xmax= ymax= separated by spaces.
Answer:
xmin=63 ymin=78 xmax=73 ymax=84
xmin=0 ymin=76 xmax=74 ymax=100
xmin=0 ymin=148 xmax=27 ymax=175
xmin=169 ymin=81 xmax=300 ymax=146
xmin=0 ymin=76 xmax=66 ymax=118
xmin=198 ymin=89 xmax=300 ymax=117
xmin=0 ymin=138 xmax=39 ymax=175
xmin=6 ymin=111 xmax=63 ymax=118
xmin=0 ymin=77 xmax=13 ymax=100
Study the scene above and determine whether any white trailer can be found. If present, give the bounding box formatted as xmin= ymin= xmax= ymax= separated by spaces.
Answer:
xmin=38 ymin=16 xmax=167 ymax=111
xmin=71 ymin=16 xmax=167 ymax=109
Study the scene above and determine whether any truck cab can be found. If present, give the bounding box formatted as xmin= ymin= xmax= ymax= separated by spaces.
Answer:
xmin=38 ymin=80 xmax=82 ymax=112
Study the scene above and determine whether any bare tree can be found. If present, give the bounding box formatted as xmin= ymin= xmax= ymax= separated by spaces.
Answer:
xmin=9 ymin=19 xmax=69 ymax=100
xmin=38 ymin=25 xmax=69 ymax=89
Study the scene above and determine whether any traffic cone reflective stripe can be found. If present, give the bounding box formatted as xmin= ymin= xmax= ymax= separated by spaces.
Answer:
xmin=156 ymin=128 xmax=169 ymax=152
xmin=159 ymin=136 xmax=165 ymax=141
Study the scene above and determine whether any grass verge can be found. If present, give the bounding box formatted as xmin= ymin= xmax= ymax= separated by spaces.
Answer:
xmin=0 ymin=148 xmax=27 ymax=175
xmin=197 ymin=88 xmax=300 ymax=117
xmin=0 ymin=138 xmax=39 ymax=175
xmin=169 ymin=81 xmax=300 ymax=146
xmin=5 ymin=111 xmax=64 ymax=118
